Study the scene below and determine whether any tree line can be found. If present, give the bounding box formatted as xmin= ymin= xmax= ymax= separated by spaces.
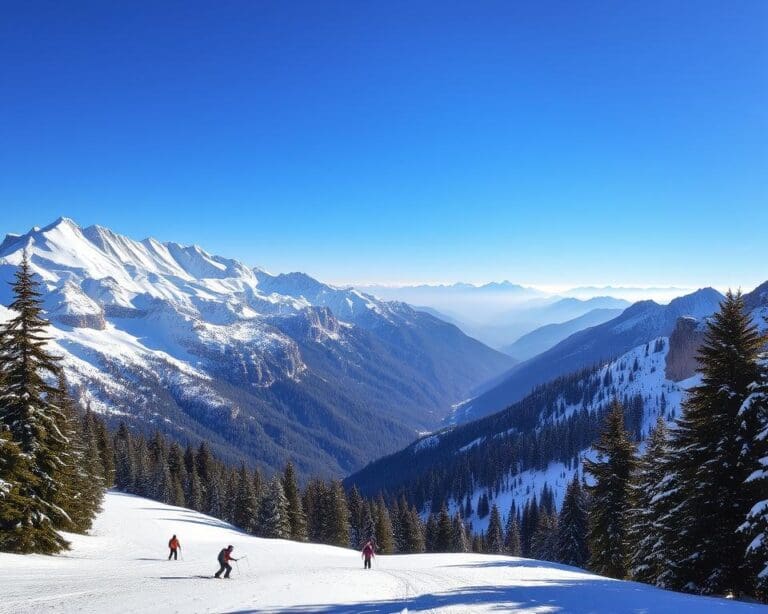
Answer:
xmin=585 ymin=291 xmax=767 ymax=601
xmin=0 ymin=255 xmax=112 ymax=553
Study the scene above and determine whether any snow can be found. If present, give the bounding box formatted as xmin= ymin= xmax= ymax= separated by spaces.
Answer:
xmin=0 ymin=491 xmax=763 ymax=614
xmin=438 ymin=338 xmax=703 ymax=530
xmin=0 ymin=218 xmax=429 ymax=422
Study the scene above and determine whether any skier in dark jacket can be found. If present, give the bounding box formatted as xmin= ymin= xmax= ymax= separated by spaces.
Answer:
xmin=214 ymin=545 xmax=238 ymax=578
xmin=168 ymin=535 xmax=180 ymax=560
xmin=362 ymin=540 xmax=375 ymax=569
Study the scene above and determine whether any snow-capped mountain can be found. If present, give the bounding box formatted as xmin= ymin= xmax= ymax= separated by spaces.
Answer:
xmin=0 ymin=218 xmax=513 ymax=477
xmin=348 ymin=322 xmax=767 ymax=532
xmin=452 ymin=287 xmax=726 ymax=423
xmin=346 ymin=290 xmax=768 ymax=531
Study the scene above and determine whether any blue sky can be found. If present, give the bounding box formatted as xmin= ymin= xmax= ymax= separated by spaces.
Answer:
xmin=1 ymin=1 xmax=766 ymax=289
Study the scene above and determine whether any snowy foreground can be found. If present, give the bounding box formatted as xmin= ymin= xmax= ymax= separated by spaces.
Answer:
xmin=0 ymin=492 xmax=765 ymax=614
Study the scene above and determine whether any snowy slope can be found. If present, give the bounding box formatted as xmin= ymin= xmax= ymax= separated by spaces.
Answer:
xmin=0 ymin=491 xmax=763 ymax=614
xmin=348 ymin=336 xmax=705 ymax=531
xmin=451 ymin=339 xmax=698 ymax=533
xmin=455 ymin=288 xmax=727 ymax=422
xmin=351 ymin=288 xmax=768 ymax=532
xmin=0 ymin=218 xmax=513 ymax=477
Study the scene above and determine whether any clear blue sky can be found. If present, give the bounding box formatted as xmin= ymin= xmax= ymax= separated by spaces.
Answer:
xmin=1 ymin=1 xmax=766 ymax=289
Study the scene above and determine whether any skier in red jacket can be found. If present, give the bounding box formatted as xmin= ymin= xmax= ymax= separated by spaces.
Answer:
xmin=362 ymin=540 xmax=375 ymax=569
xmin=214 ymin=545 xmax=238 ymax=579
xmin=168 ymin=535 xmax=180 ymax=560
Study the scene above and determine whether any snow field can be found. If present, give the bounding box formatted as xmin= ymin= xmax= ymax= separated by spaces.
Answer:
xmin=0 ymin=492 xmax=765 ymax=613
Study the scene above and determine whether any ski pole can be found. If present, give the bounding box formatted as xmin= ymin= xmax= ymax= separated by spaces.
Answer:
xmin=235 ymin=560 xmax=241 ymax=575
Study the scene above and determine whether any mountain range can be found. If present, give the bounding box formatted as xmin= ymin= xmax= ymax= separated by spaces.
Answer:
xmin=0 ymin=218 xmax=513 ymax=477
xmin=450 ymin=287 xmax=726 ymax=423
xmin=346 ymin=283 xmax=768 ymax=531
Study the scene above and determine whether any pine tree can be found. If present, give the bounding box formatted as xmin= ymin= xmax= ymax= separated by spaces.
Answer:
xmin=557 ymin=474 xmax=589 ymax=568
xmin=425 ymin=513 xmax=438 ymax=552
xmin=449 ymin=513 xmax=469 ymax=553
xmin=257 ymin=476 xmax=290 ymax=539
xmin=113 ymin=423 xmax=136 ymax=492
xmin=504 ymin=514 xmax=522 ymax=556
xmin=282 ymin=462 xmax=307 ymax=542
xmin=51 ymin=372 xmax=102 ymax=533
xmin=0 ymin=254 xmax=69 ymax=552
xmin=233 ymin=465 xmax=259 ymax=533
xmin=628 ymin=417 xmax=670 ymax=583
xmin=531 ymin=510 xmax=559 ymax=562
xmin=436 ymin=504 xmax=452 ymax=553
xmin=739 ymin=344 xmax=768 ymax=599
xmin=663 ymin=292 xmax=763 ymax=596
xmin=325 ymin=480 xmax=350 ymax=547
xmin=374 ymin=496 xmax=394 ymax=554
xmin=0 ymin=429 xmax=51 ymax=552
xmin=486 ymin=504 xmax=504 ymax=554
xmin=584 ymin=400 xmax=636 ymax=578
xmin=347 ymin=485 xmax=365 ymax=547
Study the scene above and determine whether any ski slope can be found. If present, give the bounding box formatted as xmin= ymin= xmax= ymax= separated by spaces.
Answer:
xmin=0 ymin=492 xmax=764 ymax=614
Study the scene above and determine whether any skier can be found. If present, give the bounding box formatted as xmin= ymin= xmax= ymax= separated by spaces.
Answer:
xmin=214 ymin=545 xmax=238 ymax=579
xmin=168 ymin=534 xmax=181 ymax=560
xmin=361 ymin=540 xmax=375 ymax=569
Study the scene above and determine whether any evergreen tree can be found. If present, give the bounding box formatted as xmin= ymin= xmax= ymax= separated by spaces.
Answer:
xmin=450 ymin=513 xmax=470 ymax=553
xmin=0 ymin=254 xmax=69 ymax=552
xmin=257 ymin=476 xmax=290 ymax=539
xmin=233 ymin=464 xmax=259 ymax=533
xmin=347 ymin=485 xmax=365 ymax=547
xmin=557 ymin=473 xmax=589 ymax=568
xmin=486 ymin=504 xmax=504 ymax=554
xmin=324 ymin=480 xmax=350 ymax=547
xmin=530 ymin=510 xmax=559 ymax=562
xmin=374 ymin=496 xmax=394 ymax=554
xmin=740 ymin=345 xmax=768 ymax=599
xmin=0 ymin=429 xmax=52 ymax=552
xmin=663 ymin=292 xmax=763 ymax=596
xmin=584 ymin=400 xmax=636 ymax=578
xmin=113 ymin=423 xmax=136 ymax=492
xmin=436 ymin=504 xmax=452 ymax=553
xmin=425 ymin=513 xmax=438 ymax=552
xmin=282 ymin=462 xmax=307 ymax=542
xmin=504 ymin=514 xmax=522 ymax=556
xmin=628 ymin=417 xmax=670 ymax=583
xmin=51 ymin=372 xmax=102 ymax=533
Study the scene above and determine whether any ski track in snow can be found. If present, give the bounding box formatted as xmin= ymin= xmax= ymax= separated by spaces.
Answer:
xmin=0 ymin=492 xmax=765 ymax=613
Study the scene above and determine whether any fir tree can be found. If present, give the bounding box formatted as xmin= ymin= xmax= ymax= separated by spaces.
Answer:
xmin=628 ymin=417 xmax=670 ymax=583
xmin=530 ymin=510 xmax=559 ymax=562
xmin=663 ymin=292 xmax=763 ymax=596
xmin=436 ymin=504 xmax=452 ymax=553
xmin=258 ymin=476 xmax=290 ymax=539
xmin=282 ymin=462 xmax=307 ymax=542
xmin=450 ymin=513 xmax=470 ymax=553
xmin=740 ymin=344 xmax=768 ymax=599
xmin=233 ymin=464 xmax=259 ymax=533
xmin=0 ymin=254 xmax=69 ymax=552
xmin=557 ymin=474 xmax=589 ymax=568
xmin=425 ymin=513 xmax=438 ymax=552
xmin=486 ymin=504 xmax=504 ymax=554
xmin=584 ymin=400 xmax=636 ymax=578
xmin=504 ymin=514 xmax=522 ymax=556
xmin=324 ymin=480 xmax=350 ymax=547
xmin=374 ymin=496 xmax=394 ymax=554
xmin=347 ymin=485 xmax=365 ymax=547
xmin=0 ymin=429 xmax=49 ymax=552
xmin=51 ymin=372 xmax=102 ymax=533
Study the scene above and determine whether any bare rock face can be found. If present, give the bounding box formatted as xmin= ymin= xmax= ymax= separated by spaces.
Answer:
xmin=665 ymin=316 xmax=706 ymax=382
xmin=55 ymin=312 xmax=107 ymax=330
